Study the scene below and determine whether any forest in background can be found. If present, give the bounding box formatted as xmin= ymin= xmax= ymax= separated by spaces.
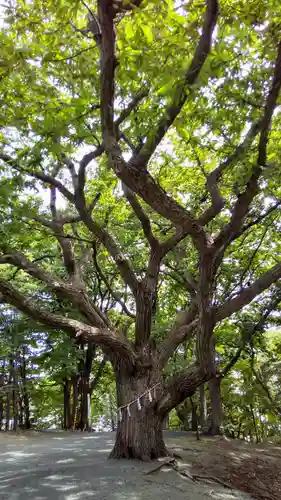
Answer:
xmin=1 ymin=306 xmax=281 ymax=443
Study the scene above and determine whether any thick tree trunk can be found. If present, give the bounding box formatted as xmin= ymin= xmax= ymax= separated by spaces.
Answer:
xmin=109 ymin=371 xmax=168 ymax=461
xmin=162 ymin=413 xmax=169 ymax=430
xmin=208 ymin=376 xmax=222 ymax=435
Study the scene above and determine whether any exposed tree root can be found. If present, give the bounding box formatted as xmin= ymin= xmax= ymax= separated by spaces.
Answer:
xmin=193 ymin=474 xmax=232 ymax=489
xmin=145 ymin=458 xmax=234 ymax=489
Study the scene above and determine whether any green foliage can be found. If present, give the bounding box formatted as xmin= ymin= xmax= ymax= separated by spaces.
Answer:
xmin=1 ymin=0 xmax=281 ymax=437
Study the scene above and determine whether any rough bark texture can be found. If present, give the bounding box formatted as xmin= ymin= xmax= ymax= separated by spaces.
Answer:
xmin=110 ymin=408 xmax=167 ymax=460
xmin=208 ymin=376 xmax=222 ymax=435
xmin=63 ymin=379 xmax=72 ymax=430
xmin=109 ymin=370 xmax=168 ymax=460
xmin=200 ymin=383 xmax=207 ymax=430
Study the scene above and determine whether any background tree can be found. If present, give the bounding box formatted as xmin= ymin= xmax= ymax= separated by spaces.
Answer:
xmin=1 ymin=0 xmax=281 ymax=460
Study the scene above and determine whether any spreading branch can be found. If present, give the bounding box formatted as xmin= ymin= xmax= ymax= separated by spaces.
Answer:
xmin=0 ymin=278 xmax=137 ymax=366
xmin=213 ymin=40 xmax=281 ymax=255
xmin=122 ymin=183 xmax=158 ymax=247
xmin=158 ymin=259 xmax=281 ymax=366
xmin=92 ymin=242 xmax=135 ymax=318
xmin=98 ymin=0 xmax=218 ymax=247
xmin=0 ymin=250 xmax=107 ymax=328
xmin=130 ymin=0 xmax=219 ymax=171
xmin=216 ymin=260 xmax=281 ymax=322
xmin=221 ymin=290 xmax=281 ymax=378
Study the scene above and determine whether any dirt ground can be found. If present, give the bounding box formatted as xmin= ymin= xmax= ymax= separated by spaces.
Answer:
xmin=1 ymin=430 xmax=280 ymax=500
xmin=167 ymin=434 xmax=281 ymax=500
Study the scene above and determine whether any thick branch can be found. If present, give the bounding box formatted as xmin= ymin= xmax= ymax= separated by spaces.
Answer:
xmin=198 ymin=119 xmax=264 ymax=228
xmin=159 ymin=260 xmax=281 ymax=368
xmin=157 ymin=289 xmax=281 ymax=413
xmin=213 ymin=40 xmax=281 ymax=254
xmin=130 ymin=0 xmax=219 ymax=171
xmin=0 ymin=250 xmax=106 ymax=328
xmin=74 ymin=196 xmax=139 ymax=296
xmin=158 ymin=303 xmax=198 ymax=368
xmin=216 ymin=261 xmax=281 ymax=322
xmin=221 ymin=290 xmax=281 ymax=378
xmin=90 ymin=355 xmax=108 ymax=393
xmin=0 ymin=279 xmax=137 ymax=366
xmin=77 ymin=90 xmax=148 ymax=195
xmin=0 ymin=153 xmax=75 ymax=204
xmin=98 ymin=1 xmax=218 ymax=246
xmin=122 ymin=183 xmax=158 ymax=247
xmin=92 ymin=242 xmax=135 ymax=318
xmin=49 ymin=184 xmax=79 ymax=282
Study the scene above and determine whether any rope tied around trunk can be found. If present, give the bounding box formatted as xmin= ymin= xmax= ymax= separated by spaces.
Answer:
xmin=117 ymin=382 xmax=161 ymax=421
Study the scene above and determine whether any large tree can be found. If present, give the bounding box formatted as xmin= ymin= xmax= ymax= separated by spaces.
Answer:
xmin=1 ymin=0 xmax=281 ymax=459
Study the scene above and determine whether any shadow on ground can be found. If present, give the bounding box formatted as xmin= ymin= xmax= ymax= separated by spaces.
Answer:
xmin=0 ymin=432 xmax=252 ymax=500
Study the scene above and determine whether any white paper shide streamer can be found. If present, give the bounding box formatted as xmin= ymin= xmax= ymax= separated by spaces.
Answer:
xmin=116 ymin=382 xmax=160 ymax=422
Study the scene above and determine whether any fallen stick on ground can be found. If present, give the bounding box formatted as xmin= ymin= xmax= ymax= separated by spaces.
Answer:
xmin=193 ymin=474 xmax=233 ymax=489
xmin=145 ymin=459 xmax=177 ymax=475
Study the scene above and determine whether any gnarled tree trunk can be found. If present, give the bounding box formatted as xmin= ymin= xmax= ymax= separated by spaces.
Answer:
xmin=109 ymin=370 xmax=168 ymax=461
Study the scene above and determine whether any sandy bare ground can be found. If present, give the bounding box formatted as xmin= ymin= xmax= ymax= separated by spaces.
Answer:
xmin=0 ymin=430 xmax=260 ymax=500
xmin=166 ymin=433 xmax=281 ymax=500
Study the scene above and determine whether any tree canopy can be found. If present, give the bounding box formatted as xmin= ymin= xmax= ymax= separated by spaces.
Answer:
xmin=1 ymin=0 xmax=281 ymax=459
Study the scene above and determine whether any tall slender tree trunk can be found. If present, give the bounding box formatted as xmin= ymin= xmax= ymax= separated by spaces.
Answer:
xmin=0 ymin=391 xmax=3 ymax=431
xmin=190 ymin=397 xmax=198 ymax=432
xmin=5 ymin=363 xmax=12 ymax=431
xmin=12 ymin=354 xmax=19 ymax=432
xmin=76 ymin=341 xmax=94 ymax=431
xmin=176 ymin=400 xmax=190 ymax=431
xmin=109 ymin=392 xmax=115 ymax=431
xmin=80 ymin=376 xmax=89 ymax=430
xmin=208 ymin=376 xmax=222 ymax=435
xmin=63 ymin=379 xmax=71 ymax=430
xmin=71 ymin=376 xmax=78 ymax=429
xmin=0 ymin=365 xmax=5 ymax=431
xmin=109 ymin=369 xmax=168 ymax=461
xmin=199 ymin=383 xmax=207 ymax=430
xmin=5 ymin=392 xmax=10 ymax=431
xmin=21 ymin=346 xmax=30 ymax=430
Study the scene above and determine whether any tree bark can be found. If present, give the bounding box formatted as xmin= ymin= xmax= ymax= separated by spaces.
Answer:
xmin=208 ymin=376 xmax=222 ymax=435
xmin=21 ymin=346 xmax=30 ymax=430
xmin=71 ymin=376 xmax=78 ymax=429
xmin=63 ymin=379 xmax=71 ymax=430
xmin=0 ymin=364 xmax=5 ymax=431
xmin=12 ymin=353 xmax=19 ymax=432
xmin=109 ymin=370 xmax=168 ymax=461
xmin=176 ymin=400 xmax=190 ymax=431
xmin=190 ymin=397 xmax=198 ymax=432
xmin=109 ymin=392 xmax=115 ymax=431
xmin=199 ymin=383 xmax=207 ymax=430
